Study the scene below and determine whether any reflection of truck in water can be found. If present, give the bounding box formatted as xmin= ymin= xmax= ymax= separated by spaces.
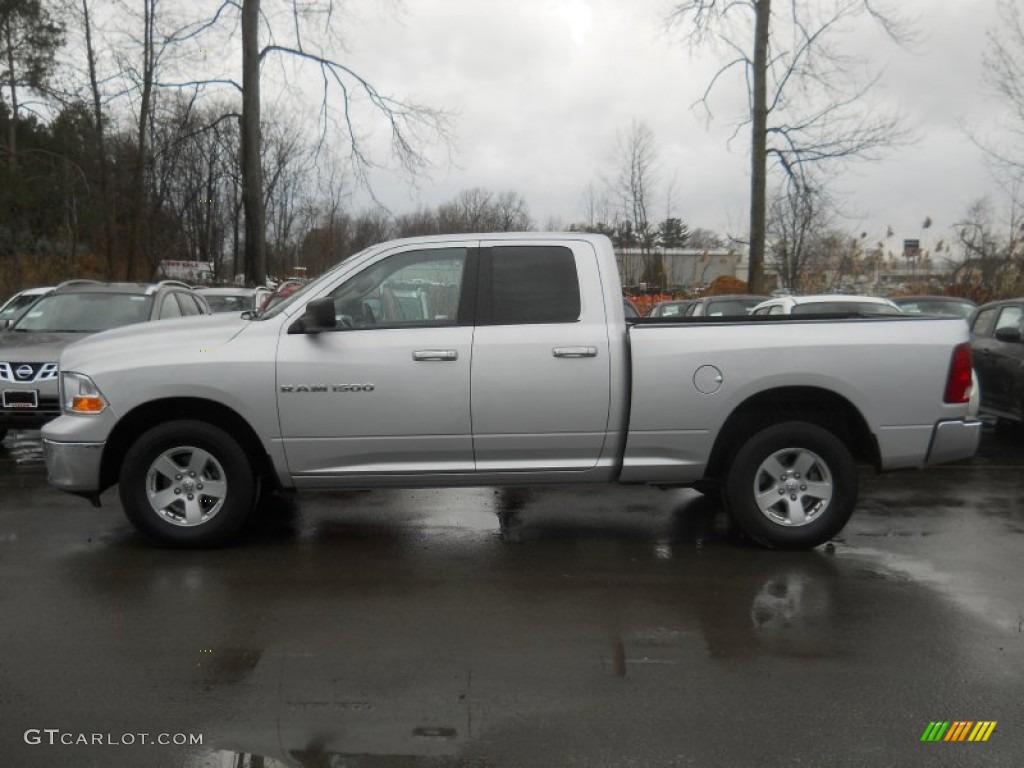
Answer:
xmin=156 ymin=260 xmax=215 ymax=284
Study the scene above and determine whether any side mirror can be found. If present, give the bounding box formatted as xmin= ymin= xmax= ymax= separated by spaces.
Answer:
xmin=288 ymin=297 xmax=337 ymax=334
xmin=994 ymin=326 xmax=1023 ymax=343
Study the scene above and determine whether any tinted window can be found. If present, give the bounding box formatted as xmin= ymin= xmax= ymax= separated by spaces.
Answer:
xmin=329 ymin=248 xmax=467 ymax=329
xmin=971 ymin=308 xmax=998 ymax=337
xmin=485 ymin=246 xmax=580 ymax=324
xmin=14 ymin=293 xmax=153 ymax=332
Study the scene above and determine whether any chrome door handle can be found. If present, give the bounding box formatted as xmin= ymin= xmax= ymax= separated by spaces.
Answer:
xmin=552 ymin=346 xmax=598 ymax=358
xmin=413 ymin=349 xmax=458 ymax=361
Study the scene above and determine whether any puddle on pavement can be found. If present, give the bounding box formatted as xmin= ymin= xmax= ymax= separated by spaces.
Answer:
xmin=0 ymin=430 xmax=45 ymax=468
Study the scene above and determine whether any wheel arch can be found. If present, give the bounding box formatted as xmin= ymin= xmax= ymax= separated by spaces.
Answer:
xmin=100 ymin=398 xmax=278 ymax=493
xmin=704 ymin=386 xmax=878 ymax=482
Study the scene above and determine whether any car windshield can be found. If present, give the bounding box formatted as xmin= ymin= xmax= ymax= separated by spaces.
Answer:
xmin=12 ymin=292 xmax=154 ymax=332
xmin=791 ymin=301 xmax=901 ymax=315
xmin=0 ymin=293 xmax=43 ymax=322
xmin=203 ymin=294 xmax=252 ymax=313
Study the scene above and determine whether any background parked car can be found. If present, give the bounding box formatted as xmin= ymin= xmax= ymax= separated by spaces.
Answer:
xmin=196 ymin=286 xmax=269 ymax=314
xmin=0 ymin=286 xmax=53 ymax=327
xmin=685 ymin=294 xmax=769 ymax=316
xmin=0 ymin=280 xmax=210 ymax=441
xmin=750 ymin=294 xmax=902 ymax=316
xmin=622 ymin=298 xmax=641 ymax=320
xmin=970 ymin=298 xmax=1024 ymax=424
xmin=647 ymin=299 xmax=696 ymax=317
xmin=891 ymin=295 xmax=976 ymax=320
xmin=260 ymin=279 xmax=309 ymax=311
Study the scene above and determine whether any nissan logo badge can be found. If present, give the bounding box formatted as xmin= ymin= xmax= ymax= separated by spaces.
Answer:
xmin=16 ymin=365 xmax=34 ymax=380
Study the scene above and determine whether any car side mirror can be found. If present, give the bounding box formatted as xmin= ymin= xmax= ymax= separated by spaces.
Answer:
xmin=288 ymin=297 xmax=337 ymax=334
xmin=994 ymin=326 xmax=1023 ymax=343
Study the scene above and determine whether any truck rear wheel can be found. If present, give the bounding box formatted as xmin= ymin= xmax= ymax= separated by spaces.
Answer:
xmin=723 ymin=421 xmax=856 ymax=549
xmin=119 ymin=420 xmax=256 ymax=547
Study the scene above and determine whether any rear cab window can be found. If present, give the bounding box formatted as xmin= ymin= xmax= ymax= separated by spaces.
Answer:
xmin=479 ymin=245 xmax=581 ymax=325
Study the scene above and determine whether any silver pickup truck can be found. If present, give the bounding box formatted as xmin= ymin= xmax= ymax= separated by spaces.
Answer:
xmin=41 ymin=233 xmax=980 ymax=549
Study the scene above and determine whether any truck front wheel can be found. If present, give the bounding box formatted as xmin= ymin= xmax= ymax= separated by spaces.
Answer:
xmin=723 ymin=421 xmax=857 ymax=549
xmin=119 ymin=420 xmax=256 ymax=547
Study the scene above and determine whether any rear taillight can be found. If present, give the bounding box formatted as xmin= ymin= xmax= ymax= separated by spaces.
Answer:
xmin=944 ymin=342 xmax=973 ymax=404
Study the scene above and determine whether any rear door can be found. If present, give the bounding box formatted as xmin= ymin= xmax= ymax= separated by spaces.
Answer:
xmin=470 ymin=240 xmax=611 ymax=471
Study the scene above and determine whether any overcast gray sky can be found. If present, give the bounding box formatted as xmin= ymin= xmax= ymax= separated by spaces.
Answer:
xmin=262 ymin=0 xmax=1006 ymax=256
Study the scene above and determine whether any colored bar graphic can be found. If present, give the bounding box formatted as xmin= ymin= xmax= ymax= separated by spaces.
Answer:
xmin=921 ymin=721 xmax=950 ymax=742
xmin=921 ymin=720 xmax=996 ymax=742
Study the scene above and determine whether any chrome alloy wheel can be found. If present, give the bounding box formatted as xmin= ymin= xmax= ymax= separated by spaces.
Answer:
xmin=144 ymin=446 xmax=227 ymax=527
xmin=752 ymin=447 xmax=833 ymax=527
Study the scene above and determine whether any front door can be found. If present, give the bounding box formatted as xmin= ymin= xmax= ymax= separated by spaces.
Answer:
xmin=277 ymin=246 xmax=476 ymax=479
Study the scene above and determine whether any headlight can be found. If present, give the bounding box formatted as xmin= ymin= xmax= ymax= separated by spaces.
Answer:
xmin=61 ymin=372 xmax=108 ymax=414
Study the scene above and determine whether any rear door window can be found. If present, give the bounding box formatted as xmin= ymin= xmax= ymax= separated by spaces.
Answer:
xmin=479 ymin=246 xmax=580 ymax=324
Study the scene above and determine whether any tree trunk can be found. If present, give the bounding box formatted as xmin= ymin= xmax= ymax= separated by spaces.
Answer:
xmin=747 ymin=0 xmax=771 ymax=294
xmin=4 ymin=20 xmax=18 ymax=171
xmin=241 ymin=0 xmax=266 ymax=286
xmin=125 ymin=0 xmax=155 ymax=280
xmin=83 ymin=0 xmax=116 ymax=278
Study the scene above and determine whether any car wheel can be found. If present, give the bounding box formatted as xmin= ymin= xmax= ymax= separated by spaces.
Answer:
xmin=723 ymin=421 xmax=857 ymax=549
xmin=119 ymin=420 xmax=256 ymax=547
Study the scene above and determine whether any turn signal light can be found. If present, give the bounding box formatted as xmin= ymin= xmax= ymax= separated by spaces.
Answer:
xmin=944 ymin=342 xmax=972 ymax=404
xmin=71 ymin=395 xmax=105 ymax=412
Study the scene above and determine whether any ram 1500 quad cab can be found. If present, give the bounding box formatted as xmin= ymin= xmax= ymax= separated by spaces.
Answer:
xmin=42 ymin=233 xmax=980 ymax=548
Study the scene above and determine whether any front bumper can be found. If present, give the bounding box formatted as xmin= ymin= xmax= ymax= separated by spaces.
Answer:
xmin=925 ymin=419 xmax=982 ymax=465
xmin=43 ymin=438 xmax=105 ymax=493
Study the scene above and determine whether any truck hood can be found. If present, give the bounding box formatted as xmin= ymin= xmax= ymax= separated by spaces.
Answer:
xmin=60 ymin=314 xmax=253 ymax=373
xmin=0 ymin=330 xmax=88 ymax=362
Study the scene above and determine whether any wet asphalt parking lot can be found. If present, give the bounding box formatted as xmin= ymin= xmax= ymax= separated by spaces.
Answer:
xmin=1 ymin=425 xmax=1023 ymax=768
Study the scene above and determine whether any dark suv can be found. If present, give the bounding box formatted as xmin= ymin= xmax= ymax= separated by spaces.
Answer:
xmin=0 ymin=280 xmax=210 ymax=440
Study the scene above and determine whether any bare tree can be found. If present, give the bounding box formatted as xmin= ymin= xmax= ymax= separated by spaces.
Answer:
xmin=608 ymin=120 xmax=662 ymax=285
xmin=178 ymin=0 xmax=453 ymax=285
xmin=950 ymin=193 xmax=1024 ymax=299
xmin=611 ymin=120 xmax=657 ymax=253
xmin=983 ymin=0 xmax=1024 ymax=171
xmin=666 ymin=0 xmax=909 ymax=294
xmin=767 ymin=179 xmax=832 ymax=291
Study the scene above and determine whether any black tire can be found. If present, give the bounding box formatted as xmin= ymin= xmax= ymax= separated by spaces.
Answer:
xmin=0 ymin=426 xmax=7 ymax=443
xmin=723 ymin=421 xmax=857 ymax=550
xmin=119 ymin=420 xmax=256 ymax=547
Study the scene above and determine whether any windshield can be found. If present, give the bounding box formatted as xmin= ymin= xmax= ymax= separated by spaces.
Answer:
xmin=0 ymin=293 xmax=44 ymax=322
xmin=791 ymin=301 xmax=901 ymax=316
xmin=13 ymin=292 xmax=154 ymax=332
xmin=257 ymin=246 xmax=375 ymax=320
